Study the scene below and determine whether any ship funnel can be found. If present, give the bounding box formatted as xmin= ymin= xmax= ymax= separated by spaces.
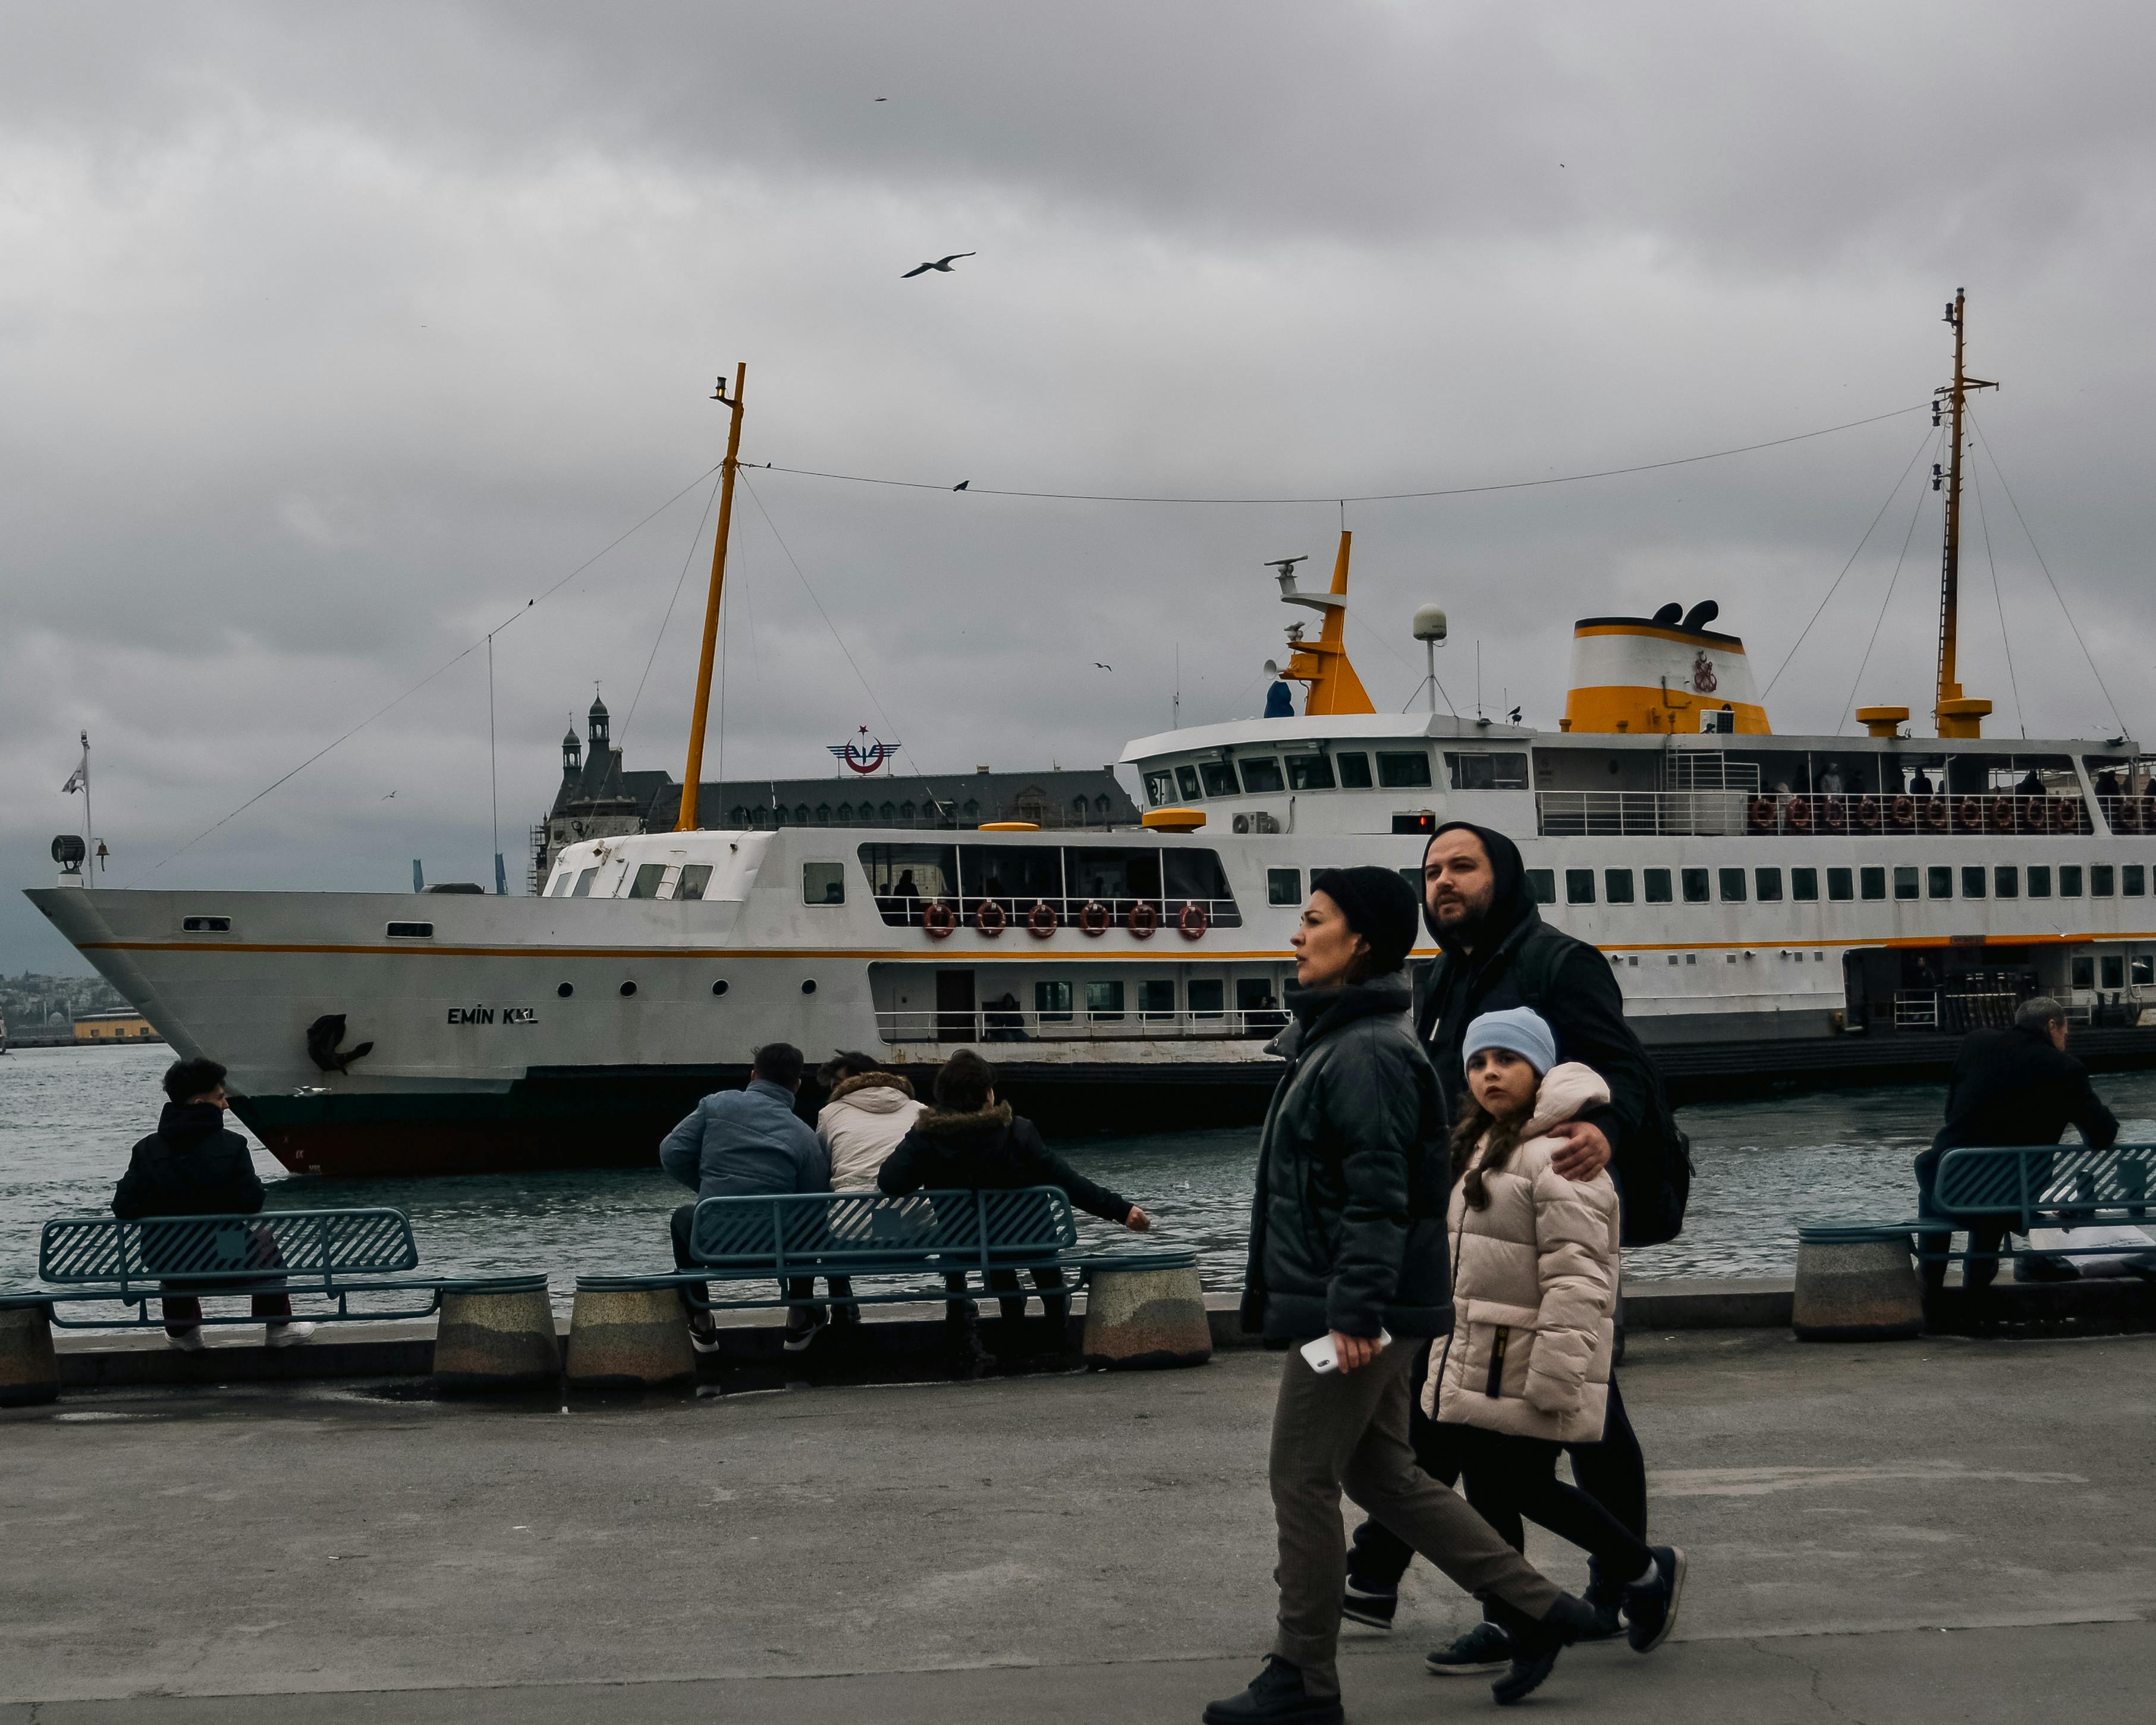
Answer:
xmin=1561 ymin=608 xmax=1769 ymax=735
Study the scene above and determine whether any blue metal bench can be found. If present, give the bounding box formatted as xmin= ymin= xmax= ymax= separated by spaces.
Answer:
xmin=29 ymin=1208 xmax=535 ymax=1328
xmin=1925 ymin=1142 xmax=2156 ymax=1275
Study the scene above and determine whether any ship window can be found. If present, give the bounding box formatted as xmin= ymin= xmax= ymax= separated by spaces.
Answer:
xmin=1377 ymin=751 xmax=1433 ymax=788
xmin=386 ymin=922 xmax=434 ymax=939
xmin=1035 ymin=980 xmax=1074 ymax=1023
xmin=1443 ymin=752 xmax=1530 ymax=790
xmin=1860 ymin=867 xmax=1885 ymax=900
xmin=1686 ymin=953 xmax=1698 ymax=964
xmin=2029 ymin=866 xmax=2053 ymax=898
xmin=1792 ymin=868 xmax=1819 ymax=902
xmin=2060 ymin=865 xmax=2085 ymax=898
xmin=1268 ymin=868 xmax=1302 ymax=906
xmin=1643 ymin=868 xmax=1673 ymax=904
xmin=858 ymin=844 xmax=958 ymax=923
xmin=1086 ymin=979 xmax=1126 ymax=1022
xmin=1163 ymin=849 xmax=1242 ymax=925
xmin=803 ymin=862 xmax=846 ymax=906
xmin=1827 ymin=868 xmax=1853 ymax=901
xmin=626 ymin=863 xmax=669 ymax=899
xmin=1144 ymin=770 xmax=1176 ymax=807
xmin=1398 ymin=867 xmax=1422 ymax=898
xmin=1927 ymin=866 xmax=1952 ymax=900
xmin=1718 ymin=868 xmax=1746 ymax=903
xmin=1681 ymin=868 xmax=1709 ymax=904
xmin=1995 ymin=865 xmax=2019 ymax=898
xmin=1236 ymin=979 xmax=1273 ymax=1014
xmin=1605 ymin=869 xmax=1635 ymax=904
xmin=547 ymin=871 xmax=574 ymax=896
xmin=2094 ymin=865 xmax=2117 ymax=897
xmin=2102 ymin=955 xmax=2126 ymax=989
xmin=1189 ymin=978 xmax=1225 ymax=1017
xmin=571 ymin=868 xmax=599 ymax=898
xmin=1239 ymin=757 xmax=1286 ymax=794
xmin=1139 ymin=979 xmax=1176 ymax=1019
xmin=676 ymin=865 xmax=713 ymax=902
xmin=1755 ymin=867 xmax=1783 ymax=903
xmin=1200 ymin=761 xmax=1239 ymax=797
xmin=1177 ymin=765 xmax=1203 ymax=800
xmin=1962 ymin=866 xmax=1986 ymax=899
xmin=2135 ymin=956 xmax=2155 ymax=986
xmin=1526 ymin=869 xmax=1557 ymax=904
xmin=2072 ymin=956 xmax=2095 ymax=990
xmin=1335 ymin=753 xmax=1373 ymax=788
xmin=1566 ymin=869 xmax=1595 ymax=904
xmin=1893 ymin=866 xmax=1919 ymax=900
xmin=2127 ymin=865 xmax=2147 ymax=897
xmin=181 ymin=915 xmax=232 ymax=932
xmin=1287 ymin=754 xmax=1335 ymax=790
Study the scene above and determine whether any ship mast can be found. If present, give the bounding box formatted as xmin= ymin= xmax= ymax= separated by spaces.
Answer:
xmin=1932 ymin=290 xmax=1997 ymax=738
xmin=677 ymin=363 xmax=747 ymax=831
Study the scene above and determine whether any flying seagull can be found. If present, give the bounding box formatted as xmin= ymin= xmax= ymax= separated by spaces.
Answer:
xmin=953 ymin=480 xmax=969 ymax=491
xmin=1094 ymin=662 xmax=1112 ymax=671
xmin=902 ymin=252 xmax=975 ymax=278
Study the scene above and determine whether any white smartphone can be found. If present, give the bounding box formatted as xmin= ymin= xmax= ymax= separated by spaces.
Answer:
xmin=1301 ymin=1329 xmax=1393 ymax=1375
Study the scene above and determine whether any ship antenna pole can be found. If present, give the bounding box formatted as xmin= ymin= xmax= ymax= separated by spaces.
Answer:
xmin=678 ymin=363 xmax=747 ymax=831
xmin=1933 ymin=288 xmax=1997 ymax=736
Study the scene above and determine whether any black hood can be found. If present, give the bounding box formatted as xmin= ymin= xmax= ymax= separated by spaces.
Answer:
xmin=155 ymin=1101 xmax=230 ymax=1146
xmin=1421 ymin=821 xmax=1539 ymax=956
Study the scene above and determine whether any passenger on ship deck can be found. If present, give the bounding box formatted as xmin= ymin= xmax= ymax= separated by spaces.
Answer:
xmin=113 ymin=1057 xmax=314 ymax=1353
xmin=982 ymin=992 xmax=1028 ymax=1041
xmin=2017 ymin=768 xmax=2047 ymax=798
xmin=1916 ymin=996 xmax=2119 ymax=1294
xmin=659 ymin=1042 xmax=831 ymax=1353
xmin=1817 ymin=762 xmax=1845 ymax=795
xmin=878 ymin=1048 xmax=1150 ymax=1375
xmin=814 ymin=1052 xmax=926 ymax=1325
xmin=2094 ymin=769 xmax=2121 ymax=801
xmin=1910 ymin=766 xmax=1936 ymax=797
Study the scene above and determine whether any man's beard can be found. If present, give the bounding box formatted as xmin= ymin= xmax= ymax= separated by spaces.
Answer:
xmin=1428 ymin=896 xmax=1486 ymax=947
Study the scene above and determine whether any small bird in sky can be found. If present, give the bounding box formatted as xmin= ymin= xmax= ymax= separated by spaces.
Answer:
xmin=381 ymin=791 xmax=397 ymax=799
xmin=953 ymin=480 xmax=969 ymax=491
xmin=1094 ymin=662 xmax=1112 ymax=671
xmin=902 ymin=252 xmax=974 ymax=278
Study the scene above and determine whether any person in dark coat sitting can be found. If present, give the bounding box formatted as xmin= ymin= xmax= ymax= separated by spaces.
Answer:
xmin=113 ymin=1057 xmax=310 ymax=1353
xmin=1917 ymin=995 xmax=2120 ymax=1290
xmin=878 ymin=1048 xmax=1151 ymax=1371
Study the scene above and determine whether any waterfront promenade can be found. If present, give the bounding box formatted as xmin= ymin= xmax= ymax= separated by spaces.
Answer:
xmin=4 ymin=1326 xmax=2152 ymax=1723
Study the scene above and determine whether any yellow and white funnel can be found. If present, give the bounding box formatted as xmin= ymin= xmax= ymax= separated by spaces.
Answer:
xmin=1561 ymin=605 xmax=1769 ymax=735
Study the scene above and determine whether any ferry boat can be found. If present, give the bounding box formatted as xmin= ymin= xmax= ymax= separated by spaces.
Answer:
xmin=27 ymin=307 xmax=2156 ymax=1176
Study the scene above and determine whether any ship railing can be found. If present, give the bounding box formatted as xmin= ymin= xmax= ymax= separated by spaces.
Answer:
xmin=2096 ymin=793 xmax=2156 ymax=835
xmin=875 ymin=1006 xmax=1287 ymax=1046
xmin=868 ymin=893 xmax=1243 ymax=931
xmin=1893 ymin=990 xmax=1940 ymax=1030
xmin=1537 ymin=790 xmax=2095 ymax=839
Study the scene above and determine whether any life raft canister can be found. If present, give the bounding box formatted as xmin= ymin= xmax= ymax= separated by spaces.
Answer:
xmin=1026 ymin=900 xmax=1059 ymax=939
xmin=1078 ymin=899 xmax=1111 ymax=937
xmin=922 ymin=900 xmax=957 ymax=939
xmin=1177 ymin=900 xmax=1210 ymax=940
xmin=1127 ymin=901 xmax=1161 ymax=940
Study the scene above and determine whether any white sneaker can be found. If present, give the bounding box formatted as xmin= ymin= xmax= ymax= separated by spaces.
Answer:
xmin=165 ymin=1329 xmax=208 ymax=1353
xmin=265 ymin=1322 xmax=318 ymax=1348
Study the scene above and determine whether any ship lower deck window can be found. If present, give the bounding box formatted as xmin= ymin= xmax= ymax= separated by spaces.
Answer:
xmin=1268 ymin=869 xmax=1302 ymax=906
xmin=1928 ymin=866 xmax=1952 ymax=900
xmin=1962 ymin=866 xmax=1986 ymax=898
xmin=2102 ymin=956 xmax=2125 ymax=989
xmin=1200 ymin=761 xmax=1239 ymax=797
xmin=1827 ymin=868 xmax=1853 ymax=901
xmin=2029 ymin=866 xmax=2053 ymax=898
xmin=1605 ymin=869 xmax=1635 ymax=904
xmin=1140 ymin=979 xmax=1176 ymax=1018
xmin=1718 ymin=868 xmax=1746 ymax=903
xmin=1566 ymin=869 xmax=1595 ymax=905
xmin=1996 ymin=866 xmax=2019 ymax=898
xmin=1860 ymin=867 xmax=1885 ymax=900
xmin=2061 ymin=865 xmax=2085 ymax=898
xmin=627 ymin=863 xmax=668 ymax=899
xmin=1189 ymin=978 xmax=1225 ymax=1017
xmin=1681 ymin=868 xmax=1709 ymax=904
xmin=386 ymin=922 xmax=434 ymax=939
xmin=803 ymin=862 xmax=846 ymax=905
xmin=180 ymin=916 xmax=232 ymax=932
xmin=1377 ymin=752 xmax=1434 ymax=789
xmin=1643 ymin=869 xmax=1672 ymax=904
xmin=2127 ymin=865 xmax=2147 ymax=897
xmin=1526 ymin=869 xmax=1557 ymax=904
xmin=1894 ymin=867 xmax=1919 ymax=901
xmin=1755 ymin=867 xmax=1783 ymax=903
xmin=1035 ymin=981 xmax=1074 ymax=1023
xmin=2072 ymin=956 xmax=2095 ymax=989
xmin=1792 ymin=868 xmax=1819 ymax=902
xmin=2094 ymin=865 xmax=2117 ymax=897
xmin=1335 ymin=753 xmax=1373 ymax=788
xmin=2135 ymin=956 xmax=2155 ymax=986
xmin=1086 ymin=980 xmax=1126 ymax=1021
xmin=677 ymin=864 xmax=712 ymax=901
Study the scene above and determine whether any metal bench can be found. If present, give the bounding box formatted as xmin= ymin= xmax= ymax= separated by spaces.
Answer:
xmin=1926 ymin=1142 xmax=2156 ymax=1275
xmin=30 ymin=1208 xmax=535 ymax=1328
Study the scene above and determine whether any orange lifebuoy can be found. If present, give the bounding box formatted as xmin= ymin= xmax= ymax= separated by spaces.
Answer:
xmin=2023 ymin=796 xmax=2052 ymax=832
xmin=1988 ymin=796 xmax=2014 ymax=833
xmin=1127 ymin=901 xmax=1161 ymax=940
xmin=1821 ymin=796 xmax=1848 ymax=833
xmin=1891 ymin=795 xmax=1916 ymax=830
xmin=1746 ymin=796 xmax=1776 ymax=834
xmin=1956 ymin=795 xmax=1984 ymax=833
xmin=973 ymin=898 xmax=1008 ymax=937
xmin=922 ymin=900 xmax=957 ymax=940
xmin=1026 ymin=899 xmax=1058 ymax=939
xmin=1078 ymin=899 xmax=1111 ymax=937
xmin=1786 ymin=796 xmax=1813 ymax=833
xmin=2112 ymin=796 xmax=2142 ymax=835
xmin=2054 ymin=796 xmax=2084 ymax=834
xmin=1177 ymin=900 xmax=1210 ymax=941
xmin=1856 ymin=796 xmax=1881 ymax=832
xmin=1923 ymin=796 xmax=1950 ymax=832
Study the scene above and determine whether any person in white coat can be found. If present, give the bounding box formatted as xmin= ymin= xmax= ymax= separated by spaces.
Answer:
xmin=1423 ymin=1007 xmax=1686 ymax=1661
xmin=814 ymin=1053 xmax=927 ymax=1324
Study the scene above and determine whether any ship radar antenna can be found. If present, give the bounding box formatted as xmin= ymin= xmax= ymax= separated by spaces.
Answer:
xmin=1932 ymin=288 xmax=1999 ymax=739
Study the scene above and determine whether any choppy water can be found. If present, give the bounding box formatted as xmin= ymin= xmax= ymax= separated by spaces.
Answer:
xmin=8 ymin=1041 xmax=2156 ymax=1310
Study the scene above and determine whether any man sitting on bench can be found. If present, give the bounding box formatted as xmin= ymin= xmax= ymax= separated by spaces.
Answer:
xmin=1916 ymin=995 xmax=2120 ymax=1291
xmin=113 ymin=1057 xmax=313 ymax=1353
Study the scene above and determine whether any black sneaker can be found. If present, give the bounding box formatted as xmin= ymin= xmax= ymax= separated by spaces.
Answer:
xmin=1579 ymin=1559 xmax=1626 ymax=1641
xmin=2014 ymin=1252 xmax=2080 ymax=1283
xmin=1200 ymin=1655 xmax=1344 ymax=1725
xmin=1424 ymin=1621 xmax=1512 ymax=1675
xmin=1490 ymin=1594 xmax=1598 ymax=1706
xmin=1623 ymin=1547 xmax=1686 ymax=1653
xmin=1341 ymin=1581 xmax=1397 ymax=1630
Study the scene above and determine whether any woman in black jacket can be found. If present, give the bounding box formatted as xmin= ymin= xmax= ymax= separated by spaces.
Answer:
xmin=1206 ymin=869 xmax=1595 ymax=1724
xmin=879 ymin=1048 xmax=1150 ymax=1371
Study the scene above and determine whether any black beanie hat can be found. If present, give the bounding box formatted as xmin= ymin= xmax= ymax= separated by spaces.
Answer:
xmin=1309 ymin=865 xmax=1419 ymax=976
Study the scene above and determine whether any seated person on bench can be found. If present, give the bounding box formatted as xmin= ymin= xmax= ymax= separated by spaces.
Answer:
xmin=659 ymin=1042 xmax=831 ymax=1353
xmin=1916 ymin=995 xmax=2120 ymax=1290
xmin=878 ymin=1048 xmax=1152 ymax=1369
xmin=112 ymin=1057 xmax=313 ymax=1353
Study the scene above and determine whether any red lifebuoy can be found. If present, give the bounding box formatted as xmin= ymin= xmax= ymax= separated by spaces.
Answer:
xmin=2141 ymin=794 xmax=2156 ymax=830
xmin=1822 ymin=796 xmax=1848 ymax=833
xmin=1026 ymin=899 xmax=1058 ymax=939
xmin=1177 ymin=900 xmax=1210 ymax=941
xmin=973 ymin=898 xmax=1008 ymax=937
xmin=1786 ymin=796 xmax=1813 ymax=833
xmin=1078 ymin=899 xmax=1111 ymax=937
xmin=1127 ymin=901 xmax=1160 ymax=940
xmin=2053 ymin=796 xmax=2083 ymax=834
xmin=1890 ymin=794 xmax=1916 ymax=830
xmin=1988 ymin=796 xmax=2014 ymax=833
xmin=922 ymin=900 xmax=957 ymax=940
xmin=1856 ymin=796 xmax=1881 ymax=832
xmin=1923 ymin=796 xmax=1950 ymax=832
xmin=1746 ymin=796 xmax=1776 ymax=834
xmin=1956 ymin=795 xmax=1984 ymax=833
xmin=2023 ymin=796 xmax=2052 ymax=833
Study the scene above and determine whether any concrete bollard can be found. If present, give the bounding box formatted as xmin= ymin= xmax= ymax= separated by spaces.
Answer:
xmin=1081 ymin=1253 xmax=1212 ymax=1369
xmin=0 ymin=1296 xmax=61 ymax=1407
xmin=432 ymin=1275 xmax=560 ymax=1393
xmin=565 ymin=1277 xmax=697 ymax=1391
xmin=1793 ymin=1224 xmax=1924 ymax=1341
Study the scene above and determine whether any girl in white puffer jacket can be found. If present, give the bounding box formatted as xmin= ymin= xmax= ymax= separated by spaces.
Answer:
xmin=1423 ymin=1006 xmax=1685 ymax=1658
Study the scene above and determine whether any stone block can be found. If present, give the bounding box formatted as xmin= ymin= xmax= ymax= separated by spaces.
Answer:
xmin=1793 ymin=1226 xmax=1924 ymax=1341
xmin=565 ymin=1280 xmax=696 ymax=1390
xmin=433 ymin=1276 xmax=560 ymax=1393
xmin=1081 ymin=1255 xmax=1211 ymax=1370
xmin=0 ymin=1297 xmax=61 ymax=1407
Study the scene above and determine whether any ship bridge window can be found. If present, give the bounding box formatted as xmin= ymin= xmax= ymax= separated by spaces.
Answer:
xmin=803 ymin=862 xmax=846 ymax=905
xmin=546 ymin=871 xmax=574 ymax=897
xmin=1335 ymin=752 xmax=1372 ymax=788
xmin=1143 ymin=769 xmax=1176 ymax=807
xmin=1377 ymin=751 xmax=1434 ymax=789
xmin=1239 ymin=757 xmax=1286 ymax=794
xmin=1526 ymin=869 xmax=1556 ymax=904
xmin=1681 ymin=868 xmax=1709 ymax=904
xmin=1176 ymin=764 xmax=1202 ymax=800
xmin=1443 ymin=752 xmax=1529 ymax=791
xmin=1287 ymin=754 xmax=1335 ymax=791
xmin=1200 ymin=761 xmax=1239 ymax=797
xmin=571 ymin=867 xmax=599 ymax=897
xmin=626 ymin=863 xmax=669 ymax=900
xmin=677 ymin=864 xmax=713 ymax=901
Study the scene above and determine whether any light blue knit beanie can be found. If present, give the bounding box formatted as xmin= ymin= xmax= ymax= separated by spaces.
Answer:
xmin=1461 ymin=1006 xmax=1558 ymax=1076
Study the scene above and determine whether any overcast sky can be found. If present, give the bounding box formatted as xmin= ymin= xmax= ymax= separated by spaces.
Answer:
xmin=7 ymin=1 xmax=2156 ymax=973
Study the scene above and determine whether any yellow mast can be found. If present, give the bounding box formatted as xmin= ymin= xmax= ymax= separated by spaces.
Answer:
xmin=1933 ymin=290 xmax=1997 ymax=738
xmin=1281 ymin=530 xmax=1375 ymax=716
xmin=677 ymin=363 xmax=746 ymax=831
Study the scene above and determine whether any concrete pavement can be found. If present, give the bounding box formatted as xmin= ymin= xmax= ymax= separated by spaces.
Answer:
xmin=4 ymin=1327 xmax=2152 ymax=1721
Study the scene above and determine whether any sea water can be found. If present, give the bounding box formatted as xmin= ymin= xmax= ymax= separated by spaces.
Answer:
xmin=8 ymin=1041 xmax=2156 ymax=1302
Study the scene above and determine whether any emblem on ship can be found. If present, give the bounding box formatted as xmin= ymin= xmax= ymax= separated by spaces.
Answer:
xmin=828 ymin=726 xmax=899 ymax=775
xmin=1691 ymin=652 xmax=1717 ymax=694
